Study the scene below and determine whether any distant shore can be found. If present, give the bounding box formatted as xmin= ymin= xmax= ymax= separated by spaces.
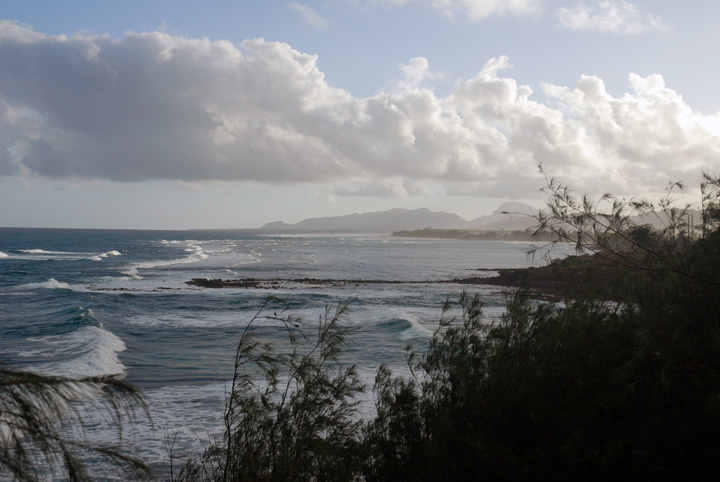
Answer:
xmin=186 ymin=253 xmax=614 ymax=300
xmin=391 ymin=228 xmax=558 ymax=242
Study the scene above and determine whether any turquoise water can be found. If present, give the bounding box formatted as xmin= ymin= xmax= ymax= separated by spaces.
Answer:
xmin=0 ymin=227 xmax=573 ymax=475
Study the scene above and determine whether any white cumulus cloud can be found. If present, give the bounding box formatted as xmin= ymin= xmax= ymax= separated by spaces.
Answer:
xmin=0 ymin=21 xmax=718 ymax=201
xmin=556 ymin=0 xmax=667 ymax=35
xmin=397 ymin=57 xmax=443 ymax=91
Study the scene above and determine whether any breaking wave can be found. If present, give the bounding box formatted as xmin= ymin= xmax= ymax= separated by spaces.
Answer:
xmin=19 ymin=278 xmax=73 ymax=290
xmin=120 ymin=242 xmax=208 ymax=279
xmin=27 ymin=309 xmax=128 ymax=378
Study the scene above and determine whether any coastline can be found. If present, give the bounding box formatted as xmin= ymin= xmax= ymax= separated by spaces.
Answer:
xmin=186 ymin=253 xmax=616 ymax=300
xmin=391 ymin=228 xmax=558 ymax=242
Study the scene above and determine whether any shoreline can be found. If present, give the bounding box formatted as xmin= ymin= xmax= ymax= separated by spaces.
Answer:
xmin=186 ymin=253 xmax=617 ymax=301
xmin=391 ymin=228 xmax=558 ymax=242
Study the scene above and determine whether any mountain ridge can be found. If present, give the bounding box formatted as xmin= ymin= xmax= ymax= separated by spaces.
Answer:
xmin=260 ymin=202 xmax=538 ymax=232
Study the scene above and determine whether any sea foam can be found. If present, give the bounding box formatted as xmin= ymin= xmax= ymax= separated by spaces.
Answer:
xmin=378 ymin=317 xmax=432 ymax=342
xmin=19 ymin=278 xmax=72 ymax=290
xmin=120 ymin=242 xmax=208 ymax=279
xmin=14 ymin=248 xmax=95 ymax=261
xmin=88 ymin=250 xmax=122 ymax=261
xmin=30 ymin=324 xmax=128 ymax=378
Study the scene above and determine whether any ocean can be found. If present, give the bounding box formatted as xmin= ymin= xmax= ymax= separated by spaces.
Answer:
xmin=0 ymin=227 xmax=573 ymax=477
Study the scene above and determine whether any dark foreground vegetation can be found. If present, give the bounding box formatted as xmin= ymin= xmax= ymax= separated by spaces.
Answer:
xmin=2 ymin=171 xmax=720 ymax=481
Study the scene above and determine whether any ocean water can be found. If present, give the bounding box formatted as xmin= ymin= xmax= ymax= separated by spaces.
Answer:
xmin=0 ymin=227 xmax=573 ymax=477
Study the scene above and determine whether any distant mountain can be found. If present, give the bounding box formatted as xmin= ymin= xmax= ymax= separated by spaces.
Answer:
xmin=468 ymin=202 xmax=538 ymax=231
xmin=261 ymin=221 xmax=294 ymax=230
xmin=261 ymin=208 xmax=468 ymax=232
xmin=260 ymin=203 xmax=538 ymax=232
xmin=260 ymin=203 xmax=702 ymax=235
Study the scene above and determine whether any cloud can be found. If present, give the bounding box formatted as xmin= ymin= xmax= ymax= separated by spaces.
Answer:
xmin=365 ymin=0 xmax=540 ymax=20
xmin=430 ymin=0 xmax=541 ymax=21
xmin=397 ymin=57 xmax=443 ymax=91
xmin=332 ymin=179 xmax=431 ymax=197
xmin=1 ymin=21 xmax=718 ymax=200
xmin=290 ymin=3 xmax=330 ymax=29
xmin=556 ymin=0 xmax=667 ymax=35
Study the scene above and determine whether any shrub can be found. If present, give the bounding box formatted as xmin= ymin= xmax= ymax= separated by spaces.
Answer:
xmin=364 ymin=169 xmax=720 ymax=481
xmin=175 ymin=298 xmax=365 ymax=482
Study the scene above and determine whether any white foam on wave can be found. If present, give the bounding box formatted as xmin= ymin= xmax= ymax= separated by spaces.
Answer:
xmin=119 ymin=266 xmax=142 ymax=279
xmin=18 ymin=248 xmax=68 ymax=254
xmin=14 ymin=248 xmax=97 ymax=261
xmin=120 ymin=242 xmax=208 ymax=279
xmin=104 ymin=368 xmax=384 ymax=466
xmin=399 ymin=314 xmax=433 ymax=341
xmin=229 ymin=252 xmax=262 ymax=267
xmin=66 ymin=382 xmax=227 ymax=467
xmin=19 ymin=278 xmax=73 ymax=290
xmin=75 ymin=369 xmax=387 ymax=469
xmin=185 ymin=244 xmax=209 ymax=260
xmin=30 ymin=323 xmax=128 ymax=378
xmin=87 ymin=250 xmax=123 ymax=262
xmin=126 ymin=310 xmax=255 ymax=329
xmin=90 ymin=250 xmax=123 ymax=261
xmin=0 ymin=251 xmax=8 ymax=258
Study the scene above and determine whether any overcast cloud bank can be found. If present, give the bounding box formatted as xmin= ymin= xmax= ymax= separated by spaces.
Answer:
xmin=1 ymin=20 xmax=718 ymax=200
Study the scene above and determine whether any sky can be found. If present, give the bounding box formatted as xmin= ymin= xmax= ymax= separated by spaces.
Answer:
xmin=1 ymin=0 xmax=719 ymax=229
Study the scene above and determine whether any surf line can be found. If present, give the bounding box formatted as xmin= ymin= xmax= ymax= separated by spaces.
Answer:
xmin=185 ymin=276 xmax=497 ymax=289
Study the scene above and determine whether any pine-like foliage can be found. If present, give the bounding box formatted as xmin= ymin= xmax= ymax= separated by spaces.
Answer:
xmin=364 ymin=169 xmax=720 ymax=481
xmin=175 ymin=297 xmax=365 ymax=482
xmin=0 ymin=368 xmax=151 ymax=481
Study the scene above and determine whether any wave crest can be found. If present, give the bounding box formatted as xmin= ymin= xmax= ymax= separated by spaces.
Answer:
xmin=29 ymin=322 xmax=128 ymax=378
xmin=19 ymin=278 xmax=72 ymax=290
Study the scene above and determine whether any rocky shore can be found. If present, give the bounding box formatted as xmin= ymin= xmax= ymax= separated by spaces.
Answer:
xmin=186 ymin=277 xmax=444 ymax=289
xmin=186 ymin=253 xmax=617 ymax=300
xmin=462 ymin=254 xmax=619 ymax=300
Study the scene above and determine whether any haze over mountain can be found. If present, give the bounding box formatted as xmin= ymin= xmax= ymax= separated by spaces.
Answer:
xmin=261 ymin=202 xmax=538 ymax=232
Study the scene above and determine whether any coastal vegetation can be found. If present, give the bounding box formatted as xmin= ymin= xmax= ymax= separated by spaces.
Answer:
xmin=0 ymin=369 xmax=151 ymax=481
xmin=391 ymin=228 xmax=558 ymax=242
xmin=358 ymin=171 xmax=720 ymax=481
xmin=166 ymin=171 xmax=720 ymax=481
xmin=171 ymin=299 xmax=365 ymax=481
xmin=2 ymin=171 xmax=720 ymax=481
